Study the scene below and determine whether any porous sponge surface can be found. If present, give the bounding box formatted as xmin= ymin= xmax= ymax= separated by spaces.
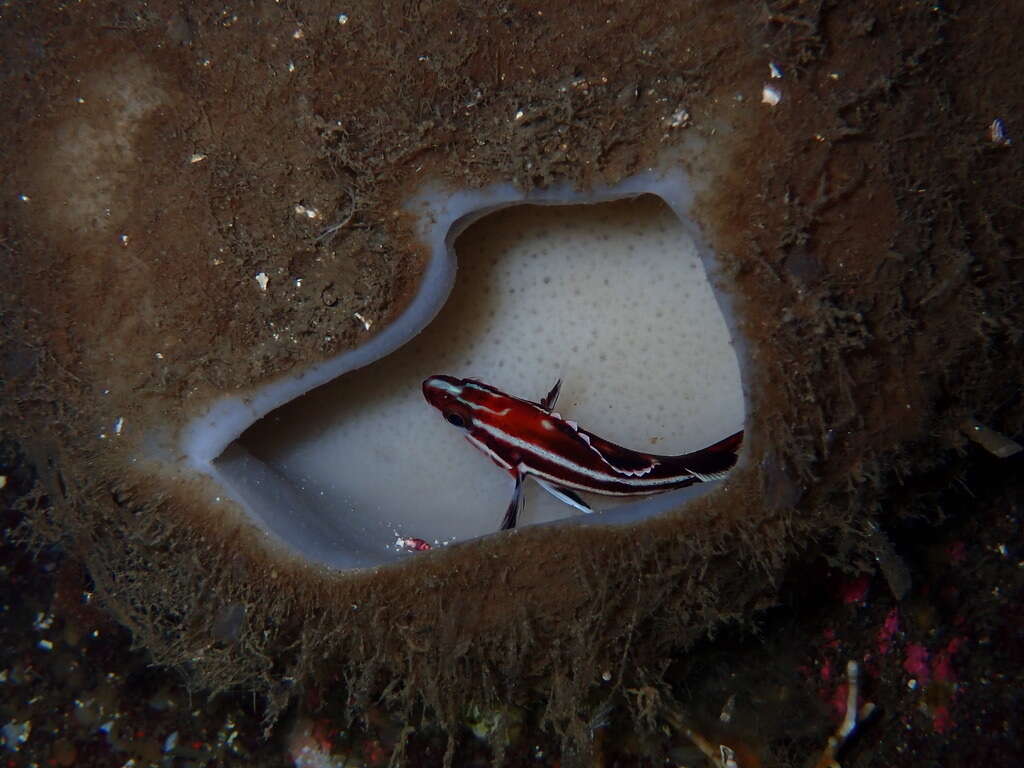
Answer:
xmin=244 ymin=196 xmax=743 ymax=557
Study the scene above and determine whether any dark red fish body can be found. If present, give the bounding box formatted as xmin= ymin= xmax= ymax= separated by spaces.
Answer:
xmin=423 ymin=374 xmax=742 ymax=530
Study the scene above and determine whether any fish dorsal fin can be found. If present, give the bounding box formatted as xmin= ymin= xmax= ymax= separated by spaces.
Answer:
xmin=539 ymin=378 xmax=562 ymax=411
xmin=575 ymin=428 xmax=658 ymax=477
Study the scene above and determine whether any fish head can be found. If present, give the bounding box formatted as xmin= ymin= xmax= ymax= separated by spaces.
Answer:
xmin=422 ymin=375 xmax=474 ymax=430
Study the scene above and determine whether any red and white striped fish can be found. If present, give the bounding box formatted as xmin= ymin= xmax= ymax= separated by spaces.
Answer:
xmin=422 ymin=375 xmax=743 ymax=530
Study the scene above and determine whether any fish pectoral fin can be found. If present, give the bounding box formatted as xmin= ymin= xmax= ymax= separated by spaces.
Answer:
xmin=540 ymin=378 xmax=562 ymax=411
xmin=500 ymin=472 xmax=526 ymax=531
xmin=536 ymin=478 xmax=592 ymax=515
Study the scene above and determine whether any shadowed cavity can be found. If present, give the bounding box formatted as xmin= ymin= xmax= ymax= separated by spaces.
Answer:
xmin=218 ymin=195 xmax=745 ymax=568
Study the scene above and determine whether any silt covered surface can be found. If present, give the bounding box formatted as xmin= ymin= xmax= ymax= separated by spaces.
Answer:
xmin=1 ymin=0 xmax=1022 ymax=764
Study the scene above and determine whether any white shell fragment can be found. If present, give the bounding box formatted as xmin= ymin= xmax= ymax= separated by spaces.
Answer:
xmin=989 ymin=118 xmax=1011 ymax=147
xmin=962 ymin=418 xmax=1022 ymax=458
xmin=666 ymin=107 xmax=691 ymax=128
xmin=761 ymin=85 xmax=782 ymax=107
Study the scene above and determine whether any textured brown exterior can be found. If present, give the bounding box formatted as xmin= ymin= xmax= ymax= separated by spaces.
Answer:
xmin=2 ymin=1 xmax=1021 ymax=762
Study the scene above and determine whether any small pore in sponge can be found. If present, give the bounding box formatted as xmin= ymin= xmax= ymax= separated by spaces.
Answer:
xmin=234 ymin=194 xmax=744 ymax=567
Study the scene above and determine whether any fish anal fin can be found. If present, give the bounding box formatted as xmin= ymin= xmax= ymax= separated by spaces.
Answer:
xmin=685 ymin=468 xmax=729 ymax=483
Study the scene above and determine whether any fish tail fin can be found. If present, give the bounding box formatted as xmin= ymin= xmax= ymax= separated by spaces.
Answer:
xmin=703 ymin=429 xmax=743 ymax=457
xmin=672 ymin=430 xmax=744 ymax=480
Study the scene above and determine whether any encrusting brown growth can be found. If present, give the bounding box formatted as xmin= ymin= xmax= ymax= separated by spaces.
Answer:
xmin=1 ymin=1 xmax=1022 ymax=764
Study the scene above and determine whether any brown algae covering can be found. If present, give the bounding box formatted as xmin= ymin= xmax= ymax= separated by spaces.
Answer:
xmin=1 ymin=1 xmax=1022 ymax=764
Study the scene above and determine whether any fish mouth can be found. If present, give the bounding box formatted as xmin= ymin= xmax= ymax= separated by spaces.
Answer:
xmin=178 ymin=168 xmax=748 ymax=571
xmin=421 ymin=374 xmax=463 ymax=410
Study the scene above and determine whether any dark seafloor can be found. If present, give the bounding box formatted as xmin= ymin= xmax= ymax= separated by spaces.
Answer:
xmin=2 ymin=441 xmax=1022 ymax=766
xmin=2 ymin=0 xmax=1024 ymax=765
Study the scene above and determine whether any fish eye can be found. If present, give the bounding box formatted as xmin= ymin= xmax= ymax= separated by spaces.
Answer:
xmin=444 ymin=412 xmax=467 ymax=428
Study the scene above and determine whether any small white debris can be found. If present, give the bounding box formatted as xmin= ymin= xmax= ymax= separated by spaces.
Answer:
xmin=353 ymin=312 xmax=372 ymax=331
xmin=762 ymin=85 xmax=782 ymax=106
xmin=293 ymin=204 xmax=320 ymax=219
xmin=163 ymin=731 xmax=179 ymax=753
xmin=294 ymin=278 xmax=303 ymax=287
xmin=76 ymin=96 xmax=85 ymax=104
xmin=292 ymin=28 xmax=304 ymax=39
xmin=600 ymin=670 xmax=612 ymax=682
xmin=838 ymin=661 xmax=860 ymax=738
xmin=37 ymin=639 xmax=53 ymax=651
xmin=255 ymin=272 xmax=269 ymax=291
xmin=666 ymin=107 xmax=691 ymax=128
xmin=769 ymin=61 xmax=783 ymax=79
xmin=119 ymin=234 xmax=129 ymax=247
xmin=1 ymin=720 xmax=31 ymax=750
xmin=337 ymin=13 xmax=349 ymax=24
xmin=287 ymin=61 xmax=296 ymax=73
xmin=114 ymin=417 xmax=124 ymax=436
xmin=514 ymin=109 xmax=525 ymax=121
xmin=961 ymin=418 xmax=1022 ymax=458
xmin=155 ymin=352 xmax=164 ymax=359
xmin=989 ymin=118 xmax=1011 ymax=147
xmin=189 ymin=153 xmax=207 ymax=164
xmin=33 ymin=612 xmax=54 ymax=630
xmin=18 ymin=194 xmax=30 ymax=202
xmin=719 ymin=694 xmax=737 ymax=723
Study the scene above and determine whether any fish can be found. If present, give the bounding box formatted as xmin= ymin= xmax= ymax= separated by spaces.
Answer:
xmin=422 ymin=375 xmax=743 ymax=530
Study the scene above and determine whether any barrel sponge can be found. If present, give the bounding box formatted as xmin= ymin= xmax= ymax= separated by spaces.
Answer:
xmin=1 ymin=0 xmax=1020 ymax=757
